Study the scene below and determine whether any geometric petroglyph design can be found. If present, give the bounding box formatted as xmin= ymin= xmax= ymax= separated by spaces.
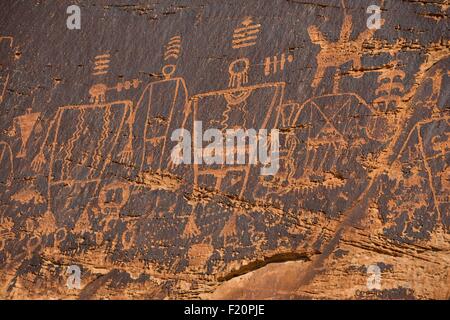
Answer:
xmin=0 ymin=141 xmax=13 ymax=186
xmin=308 ymin=13 xmax=379 ymax=91
xmin=32 ymin=100 xmax=131 ymax=229
xmin=232 ymin=17 xmax=261 ymax=49
xmin=162 ymin=35 xmax=182 ymax=79
xmin=183 ymin=81 xmax=285 ymax=239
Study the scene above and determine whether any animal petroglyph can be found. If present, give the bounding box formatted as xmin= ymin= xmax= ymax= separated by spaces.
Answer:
xmin=0 ymin=1 xmax=449 ymax=300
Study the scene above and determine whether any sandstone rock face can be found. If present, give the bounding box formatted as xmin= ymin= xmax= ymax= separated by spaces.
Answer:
xmin=0 ymin=0 xmax=448 ymax=299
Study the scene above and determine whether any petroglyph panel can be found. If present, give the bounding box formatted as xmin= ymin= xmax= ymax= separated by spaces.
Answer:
xmin=0 ymin=0 xmax=449 ymax=299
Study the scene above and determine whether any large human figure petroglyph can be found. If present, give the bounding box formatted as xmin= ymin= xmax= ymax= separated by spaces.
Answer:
xmin=290 ymin=51 xmax=450 ymax=294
